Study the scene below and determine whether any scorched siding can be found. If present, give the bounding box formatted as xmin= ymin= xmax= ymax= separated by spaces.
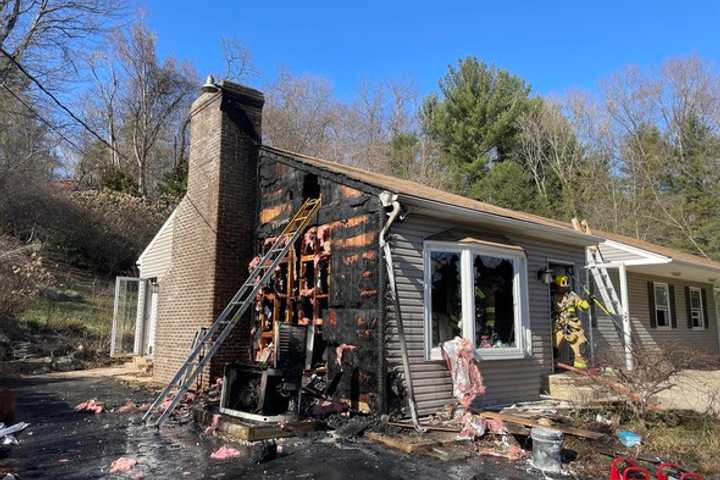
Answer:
xmin=386 ymin=214 xmax=587 ymax=415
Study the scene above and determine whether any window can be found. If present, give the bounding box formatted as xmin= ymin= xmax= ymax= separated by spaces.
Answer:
xmin=689 ymin=287 xmax=704 ymax=329
xmin=429 ymin=251 xmax=463 ymax=347
xmin=473 ymin=254 xmax=517 ymax=349
xmin=424 ymin=241 xmax=529 ymax=360
xmin=654 ymin=282 xmax=671 ymax=328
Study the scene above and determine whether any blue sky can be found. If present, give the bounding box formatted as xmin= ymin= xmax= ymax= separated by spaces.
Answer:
xmin=143 ymin=1 xmax=720 ymax=101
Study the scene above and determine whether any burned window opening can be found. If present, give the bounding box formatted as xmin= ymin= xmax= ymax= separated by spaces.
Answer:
xmin=302 ymin=173 xmax=321 ymax=200
xmin=252 ymin=224 xmax=332 ymax=366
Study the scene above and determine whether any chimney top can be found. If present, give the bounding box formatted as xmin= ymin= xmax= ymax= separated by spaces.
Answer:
xmin=201 ymin=75 xmax=220 ymax=93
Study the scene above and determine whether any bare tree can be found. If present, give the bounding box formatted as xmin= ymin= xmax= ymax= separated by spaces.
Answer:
xmin=87 ymin=51 xmax=121 ymax=169
xmin=263 ymin=69 xmax=338 ymax=158
xmin=0 ymin=0 xmax=123 ymax=84
xmin=115 ymin=20 xmax=196 ymax=196
xmin=601 ymin=57 xmax=720 ymax=256
xmin=220 ymin=36 xmax=258 ymax=83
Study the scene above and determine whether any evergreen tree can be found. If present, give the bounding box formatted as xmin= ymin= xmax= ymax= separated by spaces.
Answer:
xmin=421 ymin=57 xmax=534 ymax=196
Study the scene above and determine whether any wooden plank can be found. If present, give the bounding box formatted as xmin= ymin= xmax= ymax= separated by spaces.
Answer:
xmin=365 ymin=432 xmax=458 ymax=454
xmin=193 ymin=408 xmax=322 ymax=442
xmin=220 ymin=419 xmax=321 ymax=441
xmin=388 ymin=420 xmax=530 ymax=437
xmin=475 ymin=411 xmax=605 ymax=440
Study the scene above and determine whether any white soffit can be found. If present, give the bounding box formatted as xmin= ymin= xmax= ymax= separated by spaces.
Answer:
xmin=601 ymin=239 xmax=671 ymax=266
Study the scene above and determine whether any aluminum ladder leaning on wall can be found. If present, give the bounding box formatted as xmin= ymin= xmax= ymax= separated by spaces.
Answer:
xmin=587 ymin=247 xmax=634 ymax=369
xmin=573 ymin=218 xmax=633 ymax=369
xmin=142 ymin=197 xmax=322 ymax=428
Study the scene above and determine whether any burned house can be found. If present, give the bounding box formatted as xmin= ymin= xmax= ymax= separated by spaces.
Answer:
xmin=126 ymin=80 xmax=720 ymax=422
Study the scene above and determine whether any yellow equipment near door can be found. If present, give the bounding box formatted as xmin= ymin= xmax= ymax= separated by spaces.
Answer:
xmin=553 ymin=279 xmax=590 ymax=369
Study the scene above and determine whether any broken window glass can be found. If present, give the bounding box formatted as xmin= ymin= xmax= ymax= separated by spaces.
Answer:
xmin=473 ymin=254 xmax=516 ymax=349
xmin=430 ymin=251 xmax=462 ymax=348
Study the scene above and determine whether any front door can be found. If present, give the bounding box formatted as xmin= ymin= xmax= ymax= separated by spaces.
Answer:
xmin=549 ymin=263 xmax=576 ymax=367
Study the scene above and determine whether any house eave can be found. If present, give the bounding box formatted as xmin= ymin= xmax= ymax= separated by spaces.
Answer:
xmin=398 ymin=195 xmax=601 ymax=246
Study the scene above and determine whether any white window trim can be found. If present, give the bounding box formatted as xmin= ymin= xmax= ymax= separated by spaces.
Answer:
xmin=689 ymin=286 xmax=705 ymax=330
xmin=423 ymin=240 xmax=531 ymax=361
xmin=653 ymin=281 xmax=672 ymax=330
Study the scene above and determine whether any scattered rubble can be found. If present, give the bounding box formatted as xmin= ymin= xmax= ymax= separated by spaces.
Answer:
xmin=0 ymin=422 xmax=29 ymax=448
xmin=616 ymin=430 xmax=642 ymax=448
xmin=249 ymin=440 xmax=278 ymax=464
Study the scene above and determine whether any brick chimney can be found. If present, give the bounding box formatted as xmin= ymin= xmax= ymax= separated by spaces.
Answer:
xmin=154 ymin=80 xmax=264 ymax=383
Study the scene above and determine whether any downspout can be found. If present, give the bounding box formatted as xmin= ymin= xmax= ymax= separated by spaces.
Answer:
xmin=378 ymin=191 xmax=424 ymax=432
xmin=376 ymin=207 xmax=387 ymax=414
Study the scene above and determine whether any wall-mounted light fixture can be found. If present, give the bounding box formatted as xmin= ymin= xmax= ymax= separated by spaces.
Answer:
xmin=538 ymin=266 xmax=554 ymax=285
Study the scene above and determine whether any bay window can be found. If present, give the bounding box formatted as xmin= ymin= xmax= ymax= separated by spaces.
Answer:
xmin=424 ymin=241 xmax=530 ymax=360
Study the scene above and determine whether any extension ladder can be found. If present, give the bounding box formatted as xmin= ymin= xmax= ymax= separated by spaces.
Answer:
xmin=182 ymin=327 xmax=208 ymax=387
xmin=587 ymin=247 xmax=626 ymax=334
xmin=142 ymin=197 xmax=322 ymax=427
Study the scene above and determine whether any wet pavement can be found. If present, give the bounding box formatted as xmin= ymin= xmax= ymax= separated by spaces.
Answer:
xmin=0 ymin=374 xmax=551 ymax=479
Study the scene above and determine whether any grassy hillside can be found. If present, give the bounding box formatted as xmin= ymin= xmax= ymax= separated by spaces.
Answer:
xmin=19 ymin=261 xmax=116 ymax=349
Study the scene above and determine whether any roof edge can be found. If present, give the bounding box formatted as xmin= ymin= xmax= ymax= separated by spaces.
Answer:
xmin=401 ymin=195 xmax=602 ymax=246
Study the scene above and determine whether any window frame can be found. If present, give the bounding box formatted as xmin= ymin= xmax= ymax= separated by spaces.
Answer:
xmin=423 ymin=240 xmax=530 ymax=361
xmin=653 ymin=281 xmax=672 ymax=330
xmin=689 ymin=286 xmax=705 ymax=329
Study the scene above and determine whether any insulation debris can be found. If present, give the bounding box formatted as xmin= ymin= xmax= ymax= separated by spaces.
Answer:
xmin=204 ymin=414 xmax=221 ymax=435
xmin=117 ymin=400 xmax=150 ymax=414
xmin=210 ymin=446 xmax=242 ymax=460
xmin=74 ymin=399 xmax=104 ymax=414
xmin=335 ymin=343 xmax=357 ymax=367
xmin=459 ymin=413 xmax=506 ymax=439
xmin=109 ymin=457 xmax=138 ymax=473
xmin=441 ymin=337 xmax=486 ymax=409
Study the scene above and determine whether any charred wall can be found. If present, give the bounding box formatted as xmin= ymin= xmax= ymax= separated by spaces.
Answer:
xmin=256 ymin=150 xmax=384 ymax=411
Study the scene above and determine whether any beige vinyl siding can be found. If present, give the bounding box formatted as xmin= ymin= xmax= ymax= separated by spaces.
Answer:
xmin=386 ymin=214 xmax=587 ymax=415
xmin=626 ymin=272 xmax=719 ymax=354
xmin=138 ymin=212 xmax=175 ymax=280
xmin=591 ymin=269 xmax=626 ymax=362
